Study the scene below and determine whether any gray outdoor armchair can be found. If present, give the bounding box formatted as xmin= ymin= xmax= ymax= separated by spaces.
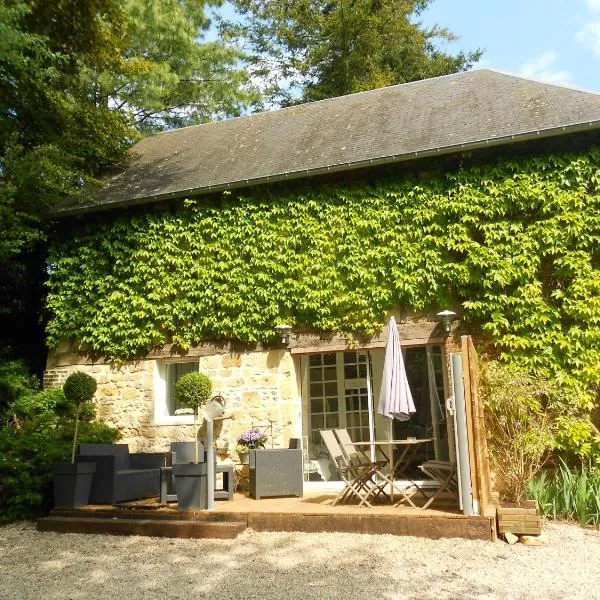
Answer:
xmin=76 ymin=443 xmax=163 ymax=504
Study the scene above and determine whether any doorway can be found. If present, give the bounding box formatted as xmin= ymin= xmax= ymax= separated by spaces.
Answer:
xmin=300 ymin=345 xmax=450 ymax=483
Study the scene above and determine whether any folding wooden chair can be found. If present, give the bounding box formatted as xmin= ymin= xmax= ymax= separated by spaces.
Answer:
xmin=320 ymin=430 xmax=385 ymax=507
xmin=333 ymin=428 xmax=390 ymax=503
xmin=418 ymin=460 xmax=458 ymax=509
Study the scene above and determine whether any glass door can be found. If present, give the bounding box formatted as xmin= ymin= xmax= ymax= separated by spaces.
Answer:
xmin=391 ymin=345 xmax=449 ymax=477
xmin=303 ymin=350 xmax=375 ymax=481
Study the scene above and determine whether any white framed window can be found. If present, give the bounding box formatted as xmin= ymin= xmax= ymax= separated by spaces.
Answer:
xmin=153 ymin=360 xmax=199 ymax=425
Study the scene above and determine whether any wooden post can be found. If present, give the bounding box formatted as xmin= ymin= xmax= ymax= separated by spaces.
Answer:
xmin=461 ymin=336 xmax=480 ymax=509
xmin=462 ymin=335 xmax=493 ymax=514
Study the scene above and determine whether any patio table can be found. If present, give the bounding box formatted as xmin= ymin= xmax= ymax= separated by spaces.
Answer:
xmin=353 ymin=439 xmax=432 ymax=506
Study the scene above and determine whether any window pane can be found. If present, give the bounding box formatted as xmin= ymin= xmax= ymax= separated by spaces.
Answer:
xmin=347 ymin=413 xmax=360 ymax=428
xmin=326 ymin=414 xmax=339 ymax=428
xmin=309 ymin=354 xmax=322 ymax=367
xmin=324 ymin=381 xmax=337 ymax=397
xmin=343 ymin=352 xmax=356 ymax=364
xmin=323 ymin=353 xmax=336 ymax=365
xmin=323 ymin=366 xmax=337 ymax=381
xmin=325 ymin=397 xmax=338 ymax=412
xmin=344 ymin=364 xmax=357 ymax=379
xmin=310 ymin=398 xmax=323 ymax=413
xmin=310 ymin=382 xmax=322 ymax=398
xmin=358 ymin=364 xmax=367 ymax=378
xmin=166 ymin=361 xmax=199 ymax=415
xmin=310 ymin=367 xmax=323 ymax=382
xmin=312 ymin=415 xmax=324 ymax=429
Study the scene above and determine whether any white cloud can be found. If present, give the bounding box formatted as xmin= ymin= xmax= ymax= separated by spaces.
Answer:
xmin=576 ymin=20 xmax=600 ymax=55
xmin=518 ymin=51 xmax=571 ymax=85
xmin=587 ymin=0 xmax=600 ymax=11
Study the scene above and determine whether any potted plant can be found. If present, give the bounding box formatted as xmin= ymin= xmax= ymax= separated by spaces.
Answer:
xmin=172 ymin=371 xmax=212 ymax=510
xmin=235 ymin=428 xmax=268 ymax=464
xmin=53 ymin=371 xmax=98 ymax=507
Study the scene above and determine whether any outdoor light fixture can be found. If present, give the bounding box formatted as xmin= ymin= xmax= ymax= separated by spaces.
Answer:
xmin=437 ymin=309 xmax=457 ymax=332
xmin=274 ymin=324 xmax=292 ymax=345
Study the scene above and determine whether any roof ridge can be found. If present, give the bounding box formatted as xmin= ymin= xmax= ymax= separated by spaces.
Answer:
xmin=478 ymin=68 xmax=600 ymax=96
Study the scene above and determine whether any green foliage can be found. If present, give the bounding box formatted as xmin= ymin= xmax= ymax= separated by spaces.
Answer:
xmin=111 ymin=0 xmax=258 ymax=133
xmin=175 ymin=372 xmax=212 ymax=413
xmin=221 ymin=0 xmax=481 ymax=104
xmin=480 ymin=360 xmax=565 ymax=501
xmin=46 ymin=147 xmax=600 ymax=456
xmin=0 ymin=357 xmax=39 ymax=415
xmin=62 ymin=372 xmax=97 ymax=462
xmin=529 ymin=459 xmax=600 ymax=528
xmin=63 ymin=372 xmax=97 ymax=407
xmin=0 ymin=0 xmax=256 ymax=378
xmin=0 ymin=407 xmax=119 ymax=522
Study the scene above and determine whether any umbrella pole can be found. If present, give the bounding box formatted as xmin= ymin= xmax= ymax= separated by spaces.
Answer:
xmin=366 ymin=351 xmax=376 ymax=463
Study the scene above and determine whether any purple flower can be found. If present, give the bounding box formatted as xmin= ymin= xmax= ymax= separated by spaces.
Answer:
xmin=236 ymin=428 xmax=268 ymax=450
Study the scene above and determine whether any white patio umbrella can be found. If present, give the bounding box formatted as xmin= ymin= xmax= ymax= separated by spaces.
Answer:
xmin=377 ymin=316 xmax=416 ymax=421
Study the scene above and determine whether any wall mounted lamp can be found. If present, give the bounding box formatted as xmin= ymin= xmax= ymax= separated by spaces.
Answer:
xmin=274 ymin=324 xmax=293 ymax=345
xmin=436 ymin=309 xmax=457 ymax=332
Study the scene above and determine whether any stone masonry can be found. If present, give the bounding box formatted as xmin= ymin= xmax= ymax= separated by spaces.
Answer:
xmin=43 ymin=349 xmax=301 ymax=454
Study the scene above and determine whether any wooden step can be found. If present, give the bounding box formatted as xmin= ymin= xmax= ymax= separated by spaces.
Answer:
xmin=37 ymin=515 xmax=246 ymax=539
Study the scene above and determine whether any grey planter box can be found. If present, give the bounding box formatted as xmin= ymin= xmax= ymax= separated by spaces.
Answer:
xmin=173 ymin=462 xmax=207 ymax=510
xmin=53 ymin=462 xmax=96 ymax=507
xmin=249 ymin=449 xmax=303 ymax=499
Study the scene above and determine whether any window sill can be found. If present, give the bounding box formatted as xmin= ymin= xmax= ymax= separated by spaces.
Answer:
xmin=153 ymin=415 xmax=195 ymax=426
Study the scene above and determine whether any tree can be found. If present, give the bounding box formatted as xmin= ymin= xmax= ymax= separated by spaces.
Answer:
xmin=0 ymin=0 xmax=255 ymax=375
xmin=221 ymin=0 xmax=482 ymax=105
xmin=105 ymin=0 xmax=259 ymax=133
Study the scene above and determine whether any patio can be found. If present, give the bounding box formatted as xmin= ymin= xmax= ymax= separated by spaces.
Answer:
xmin=39 ymin=490 xmax=495 ymax=541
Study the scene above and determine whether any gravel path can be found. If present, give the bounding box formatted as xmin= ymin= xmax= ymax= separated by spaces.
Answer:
xmin=1 ymin=522 xmax=599 ymax=600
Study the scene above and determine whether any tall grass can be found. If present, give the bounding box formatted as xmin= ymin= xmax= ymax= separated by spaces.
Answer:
xmin=529 ymin=459 xmax=600 ymax=528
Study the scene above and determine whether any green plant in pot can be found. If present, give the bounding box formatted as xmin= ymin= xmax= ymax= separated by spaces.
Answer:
xmin=172 ymin=371 xmax=212 ymax=510
xmin=53 ymin=371 xmax=98 ymax=507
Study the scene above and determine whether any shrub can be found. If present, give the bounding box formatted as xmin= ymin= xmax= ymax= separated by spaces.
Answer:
xmin=0 ymin=357 xmax=39 ymax=418
xmin=175 ymin=372 xmax=212 ymax=414
xmin=480 ymin=360 xmax=558 ymax=501
xmin=529 ymin=459 xmax=600 ymax=528
xmin=0 ymin=412 xmax=119 ymax=522
xmin=63 ymin=371 xmax=97 ymax=406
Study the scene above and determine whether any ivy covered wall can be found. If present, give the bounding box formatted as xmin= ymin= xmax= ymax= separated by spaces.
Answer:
xmin=47 ymin=147 xmax=600 ymax=454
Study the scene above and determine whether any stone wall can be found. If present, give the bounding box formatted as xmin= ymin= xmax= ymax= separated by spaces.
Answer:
xmin=43 ymin=349 xmax=301 ymax=454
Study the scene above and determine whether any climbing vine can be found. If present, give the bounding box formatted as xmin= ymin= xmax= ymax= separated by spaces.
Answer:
xmin=47 ymin=148 xmax=600 ymax=455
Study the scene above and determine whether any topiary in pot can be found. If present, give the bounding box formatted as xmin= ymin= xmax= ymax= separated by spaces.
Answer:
xmin=63 ymin=371 xmax=98 ymax=463
xmin=173 ymin=372 xmax=212 ymax=510
xmin=175 ymin=372 xmax=212 ymax=463
xmin=53 ymin=371 xmax=98 ymax=507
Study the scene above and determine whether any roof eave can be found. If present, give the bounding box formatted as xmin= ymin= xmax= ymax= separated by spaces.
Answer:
xmin=50 ymin=119 xmax=600 ymax=219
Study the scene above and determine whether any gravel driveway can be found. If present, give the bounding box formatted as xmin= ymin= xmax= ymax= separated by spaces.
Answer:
xmin=1 ymin=521 xmax=599 ymax=600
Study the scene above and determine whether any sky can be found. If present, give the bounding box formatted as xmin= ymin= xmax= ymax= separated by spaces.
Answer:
xmin=420 ymin=0 xmax=600 ymax=91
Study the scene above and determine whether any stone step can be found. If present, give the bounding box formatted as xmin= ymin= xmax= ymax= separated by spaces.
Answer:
xmin=37 ymin=516 xmax=246 ymax=539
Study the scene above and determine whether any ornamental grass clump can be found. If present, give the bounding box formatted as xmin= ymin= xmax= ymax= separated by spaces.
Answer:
xmin=63 ymin=371 xmax=97 ymax=463
xmin=235 ymin=428 xmax=268 ymax=456
xmin=175 ymin=372 xmax=212 ymax=463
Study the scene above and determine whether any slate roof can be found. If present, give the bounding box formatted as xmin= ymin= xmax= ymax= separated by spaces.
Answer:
xmin=56 ymin=69 xmax=600 ymax=216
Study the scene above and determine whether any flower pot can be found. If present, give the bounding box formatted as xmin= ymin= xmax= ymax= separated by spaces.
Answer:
xmin=238 ymin=452 xmax=249 ymax=464
xmin=53 ymin=462 xmax=96 ymax=508
xmin=173 ymin=462 xmax=207 ymax=510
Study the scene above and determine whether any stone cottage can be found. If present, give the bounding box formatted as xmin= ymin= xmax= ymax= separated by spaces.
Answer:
xmin=45 ymin=69 xmax=600 ymax=484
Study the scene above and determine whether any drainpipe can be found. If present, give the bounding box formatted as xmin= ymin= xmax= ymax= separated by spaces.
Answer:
xmin=206 ymin=417 xmax=215 ymax=510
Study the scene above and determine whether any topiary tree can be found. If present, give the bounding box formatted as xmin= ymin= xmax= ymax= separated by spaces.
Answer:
xmin=63 ymin=372 xmax=97 ymax=463
xmin=175 ymin=372 xmax=212 ymax=463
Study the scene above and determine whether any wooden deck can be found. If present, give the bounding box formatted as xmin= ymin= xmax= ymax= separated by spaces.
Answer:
xmin=38 ymin=491 xmax=495 ymax=541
